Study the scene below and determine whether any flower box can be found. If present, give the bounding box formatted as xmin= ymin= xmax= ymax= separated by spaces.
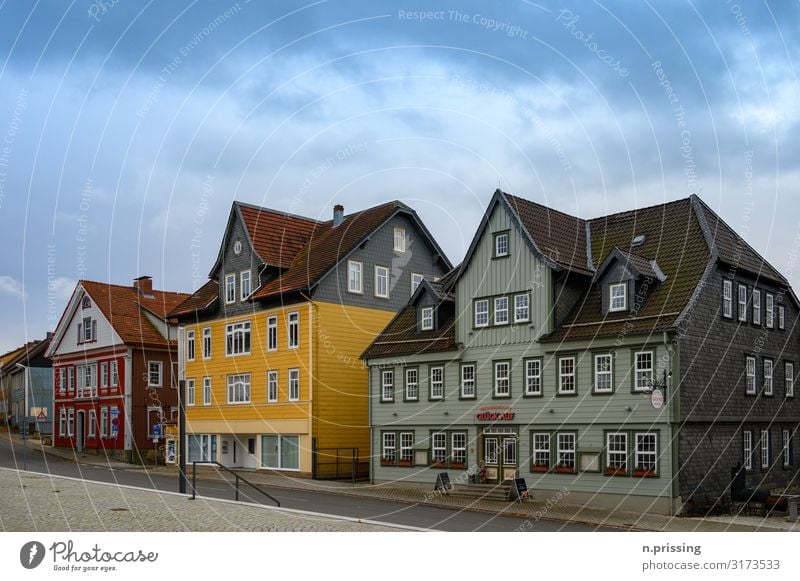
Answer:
xmin=555 ymin=465 xmax=575 ymax=474
xmin=431 ymin=461 xmax=447 ymax=468
xmin=606 ymin=467 xmax=627 ymax=476
xmin=380 ymin=459 xmax=396 ymax=466
xmin=449 ymin=462 xmax=466 ymax=470
xmin=398 ymin=460 xmax=413 ymax=467
xmin=634 ymin=468 xmax=656 ymax=477
xmin=532 ymin=465 xmax=549 ymax=473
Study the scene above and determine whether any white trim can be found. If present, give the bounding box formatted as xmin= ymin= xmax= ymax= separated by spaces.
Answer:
xmin=147 ymin=361 xmax=163 ymax=388
xmin=267 ymin=315 xmax=278 ymax=352
xmin=225 ymin=274 xmax=236 ymax=304
xmin=609 ymin=283 xmax=627 ymax=312
xmin=411 ymin=273 xmax=424 ymax=293
xmin=267 ymin=370 xmax=279 ymax=403
xmin=421 ymin=307 xmax=434 ymax=330
xmin=374 ymin=265 xmax=389 ymax=299
xmin=240 ymin=270 xmax=252 ymax=301
xmin=514 ymin=293 xmax=529 ymax=323
xmin=347 ymin=260 xmax=363 ymax=294
xmin=393 ymin=227 xmax=407 ymax=253
xmin=288 ymin=368 xmax=300 ymax=402
xmin=287 ymin=311 xmax=300 ymax=350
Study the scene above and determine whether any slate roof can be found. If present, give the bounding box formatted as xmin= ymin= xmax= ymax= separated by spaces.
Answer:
xmin=169 ymin=280 xmax=219 ymax=318
xmin=361 ymin=303 xmax=457 ymax=360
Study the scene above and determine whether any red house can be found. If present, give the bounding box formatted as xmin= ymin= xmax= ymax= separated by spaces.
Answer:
xmin=46 ymin=277 xmax=189 ymax=463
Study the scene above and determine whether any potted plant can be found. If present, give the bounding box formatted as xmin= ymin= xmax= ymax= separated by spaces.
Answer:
xmin=398 ymin=459 xmax=413 ymax=467
xmin=380 ymin=458 xmax=395 ymax=466
xmin=532 ymin=463 xmax=549 ymax=473
xmin=555 ymin=463 xmax=574 ymax=474
xmin=634 ymin=465 xmax=655 ymax=477
xmin=606 ymin=465 xmax=626 ymax=476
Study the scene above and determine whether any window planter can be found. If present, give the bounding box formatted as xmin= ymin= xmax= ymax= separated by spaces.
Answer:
xmin=398 ymin=460 xmax=413 ymax=467
xmin=634 ymin=467 xmax=656 ymax=477
xmin=431 ymin=461 xmax=447 ymax=468
xmin=380 ymin=459 xmax=396 ymax=466
xmin=555 ymin=465 xmax=575 ymax=474
xmin=606 ymin=467 xmax=627 ymax=476
xmin=532 ymin=465 xmax=549 ymax=473
xmin=449 ymin=462 xmax=466 ymax=470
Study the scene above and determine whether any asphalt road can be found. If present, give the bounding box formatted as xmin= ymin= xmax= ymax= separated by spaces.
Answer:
xmin=0 ymin=437 xmax=610 ymax=532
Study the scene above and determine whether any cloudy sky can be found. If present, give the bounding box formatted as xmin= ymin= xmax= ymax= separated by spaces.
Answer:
xmin=0 ymin=0 xmax=798 ymax=352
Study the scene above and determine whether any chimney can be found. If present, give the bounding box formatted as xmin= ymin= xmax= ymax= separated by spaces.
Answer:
xmin=333 ymin=204 xmax=344 ymax=227
xmin=133 ymin=276 xmax=153 ymax=295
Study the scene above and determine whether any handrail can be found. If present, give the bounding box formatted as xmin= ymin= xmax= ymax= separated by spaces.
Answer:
xmin=191 ymin=461 xmax=280 ymax=507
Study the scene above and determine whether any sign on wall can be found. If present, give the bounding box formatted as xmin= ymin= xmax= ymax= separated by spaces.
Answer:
xmin=475 ymin=405 xmax=515 ymax=422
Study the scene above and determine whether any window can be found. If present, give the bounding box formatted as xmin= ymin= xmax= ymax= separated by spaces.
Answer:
xmin=738 ymin=284 xmax=747 ymax=322
xmin=288 ymin=312 xmax=299 ymax=349
xmin=722 ymin=279 xmax=733 ymax=318
xmin=110 ymin=361 xmax=118 ymax=388
xmin=432 ymin=432 xmax=447 ymax=465
xmin=786 ymin=362 xmax=795 ymax=398
xmin=532 ymin=433 xmax=550 ymax=470
xmin=525 ymin=358 xmax=542 ymax=396
xmin=148 ymin=361 xmax=163 ymax=388
xmin=558 ymin=356 xmax=576 ymax=395
xmin=393 ymin=227 xmax=406 ymax=253
xmin=594 ymin=353 xmax=613 ymax=393
xmin=411 ymin=273 xmax=424 ymax=293
xmin=189 ymin=434 xmax=218 ymax=463
xmin=452 ymin=432 xmax=467 ymax=466
xmin=778 ymin=305 xmax=785 ymax=330
xmin=753 ymin=289 xmax=761 ymax=325
xmin=348 ymin=260 xmax=363 ymax=293
xmin=430 ymin=366 xmax=444 ymax=400
xmin=494 ymin=361 xmax=510 ymax=397
xmin=494 ymin=232 xmax=509 ymax=257
xmin=225 ymin=320 xmax=251 ymax=355
xmin=203 ymin=377 xmax=212 ymax=405
xmin=514 ymin=294 xmax=529 ymax=323
xmin=606 ymin=432 xmax=627 ymax=473
xmin=288 ymin=368 xmax=300 ymax=401
xmin=610 ymin=283 xmax=627 ymax=312
xmin=80 ymin=316 xmax=96 ymax=342
xmin=635 ymin=433 xmax=657 ymax=475
xmin=382 ymin=433 xmax=396 ymax=464
xmin=764 ymin=359 xmax=774 ymax=396
xmin=743 ymin=430 xmax=753 ymax=470
xmin=186 ymin=379 xmax=195 ymax=406
xmin=226 ymin=374 xmax=251 ymax=404
xmin=405 ymin=368 xmax=418 ymax=401
xmin=59 ymin=408 xmax=67 ymax=437
xmin=745 ymin=356 xmax=757 ymax=395
xmin=783 ymin=429 xmax=792 ymax=468
xmin=494 ymin=297 xmax=509 ymax=325
xmin=421 ymin=307 xmax=434 ymax=330
xmin=474 ymin=299 xmax=489 ymax=327
xmin=82 ymin=296 xmax=91 ymax=309
xmin=375 ymin=265 xmax=389 ymax=298
xmin=381 ymin=370 xmax=394 ymax=402
xmin=68 ymin=367 xmax=74 ymax=390
xmin=100 ymin=408 xmax=108 ymax=438
xmin=225 ymin=274 xmax=236 ymax=304
xmin=58 ymin=369 xmax=66 ymax=394
xmin=202 ymin=328 xmax=211 ymax=359
xmin=460 ymin=364 xmax=475 ymax=399
xmin=766 ymin=293 xmax=774 ymax=328
xmin=761 ymin=429 xmax=770 ymax=469
xmin=100 ymin=362 xmax=108 ymax=388
xmin=267 ymin=316 xmax=277 ymax=351
xmin=400 ymin=433 xmax=414 ymax=464
xmin=557 ymin=433 xmax=576 ymax=471
xmin=240 ymin=270 xmax=251 ymax=300
xmin=267 ymin=371 xmax=278 ymax=403
xmin=77 ymin=364 xmax=97 ymax=398
xmin=67 ymin=408 xmax=75 ymax=437
xmin=187 ymin=330 xmax=195 ymax=361
xmin=634 ymin=350 xmax=654 ymax=392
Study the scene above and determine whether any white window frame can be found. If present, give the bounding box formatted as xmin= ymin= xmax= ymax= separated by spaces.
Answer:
xmin=411 ymin=273 xmax=424 ymax=293
xmin=743 ymin=430 xmax=753 ymax=470
xmin=267 ymin=316 xmax=278 ymax=352
xmin=287 ymin=311 xmax=300 ymax=349
xmin=783 ymin=429 xmax=791 ymax=468
xmin=110 ymin=361 xmax=118 ymax=388
xmin=187 ymin=330 xmax=195 ymax=362
xmin=267 ymin=371 xmax=278 ymax=403
xmin=225 ymin=274 xmax=236 ymax=304
xmin=68 ymin=367 xmax=74 ymax=391
xmin=778 ymin=305 xmax=785 ymax=330
xmin=226 ymin=374 xmax=251 ymax=404
xmin=525 ymin=358 xmax=542 ymax=396
xmin=786 ymin=362 xmax=795 ymax=398
xmin=594 ymin=353 xmax=613 ymax=393
xmin=381 ymin=370 xmax=394 ymax=402
xmin=100 ymin=407 xmax=108 ymax=438
xmin=225 ymin=320 xmax=252 ymax=356
xmin=203 ymin=377 xmax=212 ymax=406
xmin=186 ymin=378 xmax=196 ymax=406
xmin=494 ymin=296 xmax=509 ymax=325
xmin=635 ymin=432 xmax=657 ymax=474
xmin=288 ymin=368 xmax=300 ymax=401
xmin=745 ymin=356 xmax=757 ymax=395
xmin=766 ymin=293 xmax=774 ymax=328
xmin=59 ymin=408 xmax=67 ymax=436
xmin=190 ymin=434 xmax=218 ymax=464
xmin=405 ymin=368 xmax=418 ymax=401
xmin=430 ymin=366 xmax=444 ymax=400
xmin=432 ymin=432 xmax=447 ymax=465
xmin=761 ymin=429 xmax=770 ymax=469
xmin=421 ymin=307 xmax=434 ymax=330
xmin=374 ymin=265 xmax=389 ymax=298
xmin=202 ymin=327 xmax=211 ymax=359
xmin=634 ymin=350 xmax=654 ymax=392
xmin=240 ymin=270 xmax=251 ymax=300
xmin=474 ymin=299 xmax=489 ymax=327
xmin=606 ymin=432 xmax=627 ymax=472
xmin=100 ymin=362 xmax=108 ymax=388
xmin=558 ymin=356 xmax=576 ymax=395
xmin=87 ymin=410 xmax=96 ymax=438
xmin=460 ymin=364 xmax=475 ymax=399
xmin=494 ymin=361 xmax=510 ymax=398
xmin=609 ymin=283 xmax=627 ymax=312
xmin=764 ymin=359 xmax=774 ymax=396
xmin=532 ymin=432 xmax=550 ymax=469
xmin=67 ymin=408 xmax=75 ymax=437
xmin=400 ymin=432 xmax=414 ymax=463
xmin=58 ymin=368 xmax=66 ymax=394
xmin=557 ymin=432 xmax=576 ymax=471
xmin=495 ymin=232 xmax=509 ymax=257
xmin=148 ymin=361 xmax=163 ymax=388
xmin=722 ymin=279 xmax=733 ymax=318
xmin=737 ymin=283 xmax=748 ymax=322
xmin=382 ymin=433 xmax=396 ymax=463
xmin=514 ymin=293 xmax=529 ymax=323
xmin=752 ymin=289 xmax=761 ymax=325
xmin=452 ymin=432 xmax=467 ymax=466
xmin=393 ymin=227 xmax=407 ymax=253
xmin=348 ymin=260 xmax=363 ymax=294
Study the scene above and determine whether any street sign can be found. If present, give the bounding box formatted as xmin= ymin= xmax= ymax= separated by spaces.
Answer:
xmin=151 ymin=424 xmax=161 ymax=440
xmin=37 ymin=410 xmax=47 ymax=421
xmin=650 ymin=388 xmax=665 ymax=410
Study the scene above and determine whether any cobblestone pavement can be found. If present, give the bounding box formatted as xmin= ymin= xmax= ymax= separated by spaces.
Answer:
xmin=0 ymin=469 xmax=404 ymax=532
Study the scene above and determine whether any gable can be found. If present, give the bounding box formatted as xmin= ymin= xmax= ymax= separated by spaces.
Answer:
xmin=48 ymin=286 xmax=123 ymax=357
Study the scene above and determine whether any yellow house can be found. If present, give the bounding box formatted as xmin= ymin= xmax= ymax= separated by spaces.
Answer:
xmin=170 ymin=201 xmax=450 ymax=477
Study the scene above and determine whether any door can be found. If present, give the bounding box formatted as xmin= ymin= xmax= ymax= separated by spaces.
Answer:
xmin=484 ymin=437 xmax=499 ymax=482
xmin=483 ymin=434 xmax=517 ymax=483
xmin=501 ymin=437 xmax=518 ymax=482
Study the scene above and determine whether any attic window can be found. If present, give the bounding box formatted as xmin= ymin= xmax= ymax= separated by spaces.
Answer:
xmin=82 ymin=296 xmax=91 ymax=309
xmin=631 ymin=234 xmax=646 ymax=247
xmin=234 ymin=240 xmax=242 ymax=255
xmin=609 ymin=283 xmax=627 ymax=312
xmin=421 ymin=307 xmax=434 ymax=331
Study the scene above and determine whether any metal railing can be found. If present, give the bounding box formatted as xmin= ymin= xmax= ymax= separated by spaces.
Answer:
xmin=312 ymin=446 xmax=369 ymax=482
xmin=191 ymin=461 xmax=280 ymax=507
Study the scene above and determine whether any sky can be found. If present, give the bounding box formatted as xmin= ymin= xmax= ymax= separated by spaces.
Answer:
xmin=0 ymin=0 xmax=799 ymax=353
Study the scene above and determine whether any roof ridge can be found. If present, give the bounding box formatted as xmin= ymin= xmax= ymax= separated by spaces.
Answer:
xmin=588 ymin=195 xmax=692 ymax=222
xmin=80 ymin=279 xmax=190 ymax=297
xmin=502 ymin=191 xmax=585 ymax=223
xmin=235 ymin=201 xmax=323 ymax=224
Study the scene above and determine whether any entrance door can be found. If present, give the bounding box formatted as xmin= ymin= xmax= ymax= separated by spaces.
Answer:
xmin=501 ymin=437 xmax=518 ymax=482
xmin=484 ymin=437 xmax=499 ymax=482
xmin=76 ymin=411 xmax=85 ymax=452
xmin=483 ymin=434 xmax=517 ymax=483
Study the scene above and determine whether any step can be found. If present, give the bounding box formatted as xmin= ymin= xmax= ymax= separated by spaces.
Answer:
xmin=450 ymin=483 xmax=512 ymax=501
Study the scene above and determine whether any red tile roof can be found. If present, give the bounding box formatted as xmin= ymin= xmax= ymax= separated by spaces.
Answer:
xmin=238 ymin=203 xmax=320 ymax=269
xmin=168 ymin=280 xmax=219 ymax=318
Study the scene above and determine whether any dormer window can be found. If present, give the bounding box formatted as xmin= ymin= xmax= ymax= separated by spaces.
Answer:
xmin=494 ymin=232 xmax=509 ymax=258
xmin=609 ymin=283 xmax=627 ymax=312
xmin=225 ymin=274 xmax=236 ymax=304
xmin=393 ymin=227 xmax=407 ymax=253
xmin=421 ymin=307 xmax=434 ymax=331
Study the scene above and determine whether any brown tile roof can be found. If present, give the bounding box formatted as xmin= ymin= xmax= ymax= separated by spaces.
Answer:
xmin=615 ymin=249 xmax=665 ymax=281
xmin=81 ymin=280 xmax=190 ymax=348
xmin=504 ymin=193 xmax=592 ymax=275
xmin=2 ymin=338 xmax=50 ymax=370
xmin=251 ymin=201 xmax=407 ymax=300
xmin=168 ymin=280 xmax=219 ymax=318
xmin=361 ymin=304 xmax=457 ymax=360
xmin=0 ymin=344 xmax=29 ymax=366
xmin=238 ymin=203 xmax=320 ymax=269
xmin=543 ymin=197 xmax=710 ymax=342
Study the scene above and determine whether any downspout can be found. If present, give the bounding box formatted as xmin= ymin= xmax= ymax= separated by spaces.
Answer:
xmin=665 ymin=330 xmax=681 ymax=515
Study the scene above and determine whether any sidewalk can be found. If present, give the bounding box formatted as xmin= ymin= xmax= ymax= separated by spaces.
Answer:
xmin=4 ymin=431 xmax=799 ymax=532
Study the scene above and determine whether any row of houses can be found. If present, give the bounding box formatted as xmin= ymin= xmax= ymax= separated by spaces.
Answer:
xmin=6 ymin=189 xmax=797 ymax=514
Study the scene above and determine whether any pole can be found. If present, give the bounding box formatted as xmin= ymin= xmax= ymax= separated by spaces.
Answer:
xmin=178 ymin=379 xmax=187 ymax=494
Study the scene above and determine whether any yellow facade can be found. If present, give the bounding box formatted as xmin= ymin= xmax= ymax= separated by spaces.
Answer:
xmin=183 ymin=299 xmax=394 ymax=475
